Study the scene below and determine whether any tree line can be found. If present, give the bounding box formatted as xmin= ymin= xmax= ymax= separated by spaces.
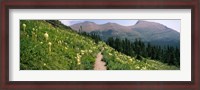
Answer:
xmin=106 ymin=37 xmax=180 ymax=67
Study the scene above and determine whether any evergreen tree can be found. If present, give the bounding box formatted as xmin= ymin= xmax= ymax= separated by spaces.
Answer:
xmin=106 ymin=37 xmax=180 ymax=67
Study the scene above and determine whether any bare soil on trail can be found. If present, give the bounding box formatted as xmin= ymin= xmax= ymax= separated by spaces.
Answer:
xmin=94 ymin=52 xmax=107 ymax=70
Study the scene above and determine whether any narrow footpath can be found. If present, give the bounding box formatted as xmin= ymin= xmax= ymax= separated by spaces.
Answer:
xmin=94 ymin=48 xmax=107 ymax=70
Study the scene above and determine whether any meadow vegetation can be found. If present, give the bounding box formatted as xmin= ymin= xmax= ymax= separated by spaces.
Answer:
xmin=20 ymin=20 xmax=179 ymax=70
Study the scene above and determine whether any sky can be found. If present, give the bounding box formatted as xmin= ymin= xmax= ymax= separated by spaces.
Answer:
xmin=60 ymin=20 xmax=180 ymax=32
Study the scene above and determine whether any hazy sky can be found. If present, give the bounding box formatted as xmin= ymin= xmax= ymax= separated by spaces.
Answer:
xmin=60 ymin=20 xmax=180 ymax=32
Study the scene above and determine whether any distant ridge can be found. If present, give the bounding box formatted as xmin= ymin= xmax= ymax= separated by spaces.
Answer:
xmin=70 ymin=20 xmax=180 ymax=47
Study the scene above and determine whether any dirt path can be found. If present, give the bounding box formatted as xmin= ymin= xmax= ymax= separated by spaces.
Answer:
xmin=94 ymin=51 xmax=107 ymax=70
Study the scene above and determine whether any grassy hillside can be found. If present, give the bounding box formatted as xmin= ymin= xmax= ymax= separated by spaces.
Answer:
xmin=102 ymin=45 xmax=178 ymax=70
xmin=20 ymin=20 xmax=100 ymax=70
xmin=20 ymin=20 xmax=179 ymax=70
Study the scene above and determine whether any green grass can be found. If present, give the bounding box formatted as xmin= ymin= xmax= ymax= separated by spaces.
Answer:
xmin=102 ymin=43 xmax=179 ymax=70
xmin=20 ymin=20 xmax=179 ymax=70
xmin=20 ymin=20 xmax=100 ymax=70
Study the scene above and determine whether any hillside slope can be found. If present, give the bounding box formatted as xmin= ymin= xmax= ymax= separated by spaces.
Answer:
xmin=20 ymin=20 xmax=100 ymax=70
xmin=20 ymin=20 xmax=179 ymax=70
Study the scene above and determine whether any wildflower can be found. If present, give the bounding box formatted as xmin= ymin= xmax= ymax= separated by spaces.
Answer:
xmin=44 ymin=63 xmax=46 ymax=66
xmin=32 ymin=28 xmax=35 ymax=31
xmin=48 ymin=42 xmax=52 ymax=53
xmin=76 ymin=53 xmax=81 ymax=65
xmin=77 ymin=62 xmax=81 ymax=65
xmin=141 ymin=66 xmax=147 ymax=70
xmin=89 ymin=50 xmax=92 ymax=53
xmin=44 ymin=32 xmax=49 ymax=42
xmin=136 ymin=66 xmax=140 ymax=69
xmin=58 ymin=40 xmax=61 ymax=44
xmin=80 ymin=50 xmax=85 ymax=55
xmin=77 ymin=53 xmax=80 ymax=56
xmin=22 ymin=24 xmax=26 ymax=32
xmin=22 ymin=23 xmax=26 ymax=27
xmin=81 ymin=52 xmax=84 ymax=55
xmin=48 ymin=42 xmax=52 ymax=46
xmin=32 ymin=31 xmax=36 ymax=40
xmin=81 ymin=50 xmax=85 ymax=53
xmin=64 ymin=47 xmax=68 ymax=52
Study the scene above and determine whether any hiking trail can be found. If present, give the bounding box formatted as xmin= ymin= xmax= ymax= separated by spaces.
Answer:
xmin=94 ymin=48 xmax=107 ymax=70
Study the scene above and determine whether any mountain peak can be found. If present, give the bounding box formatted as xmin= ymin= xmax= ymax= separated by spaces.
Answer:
xmin=134 ymin=20 xmax=169 ymax=30
xmin=106 ymin=22 xmax=114 ymax=24
xmin=83 ymin=21 xmax=96 ymax=24
xmin=104 ymin=22 xmax=120 ymax=26
xmin=135 ymin=20 xmax=149 ymax=25
xmin=70 ymin=21 xmax=99 ymax=32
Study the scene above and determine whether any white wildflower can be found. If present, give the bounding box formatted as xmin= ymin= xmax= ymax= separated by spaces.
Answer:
xmin=32 ymin=28 xmax=35 ymax=31
xmin=136 ymin=66 xmax=140 ymax=69
xmin=48 ymin=42 xmax=52 ymax=53
xmin=44 ymin=32 xmax=49 ymax=42
xmin=81 ymin=50 xmax=85 ymax=53
xmin=23 ymin=23 xmax=26 ymax=27
xmin=22 ymin=23 xmax=26 ymax=32
xmin=77 ymin=61 xmax=81 ymax=65
xmin=58 ymin=40 xmax=62 ymax=44
xmin=141 ymin=66 xmax=147 ymax=70
xmin=48 ymin=42 xmax=52 ymax=46
xmin=76 ymin=53 xmax=81 ymax=65
xmin=89 ymin=50 xmax=92 ymax=53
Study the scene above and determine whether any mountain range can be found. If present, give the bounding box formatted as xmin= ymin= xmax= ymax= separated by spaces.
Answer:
xmin=70 ymin=20 xmax=180 ymax=47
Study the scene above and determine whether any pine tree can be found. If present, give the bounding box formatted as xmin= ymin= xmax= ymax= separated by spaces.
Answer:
xmin=106 ymin=37 xmax=180 ymax=66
